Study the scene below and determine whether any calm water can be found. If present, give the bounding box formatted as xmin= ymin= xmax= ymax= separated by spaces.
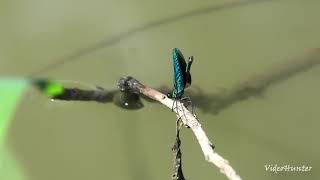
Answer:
xmin=1 ymin=0 xmax=320 ymax=179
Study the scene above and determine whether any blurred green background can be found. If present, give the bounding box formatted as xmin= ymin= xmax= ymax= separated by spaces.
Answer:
xmin=0 ymin=0 xmax=319 ymax=179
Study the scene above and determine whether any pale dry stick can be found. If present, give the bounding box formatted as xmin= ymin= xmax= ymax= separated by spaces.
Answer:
xmin=117 ymin=76 xmax=242 ymax=180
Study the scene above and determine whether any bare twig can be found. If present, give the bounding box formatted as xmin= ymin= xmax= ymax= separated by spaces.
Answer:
xmin=117 ymin=76 xmax=242 ymax=180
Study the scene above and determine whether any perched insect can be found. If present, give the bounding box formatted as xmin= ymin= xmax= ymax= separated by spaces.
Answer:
xmin=168 ymin=48 xmax=194 ymax=112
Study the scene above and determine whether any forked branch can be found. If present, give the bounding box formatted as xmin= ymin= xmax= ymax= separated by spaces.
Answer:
xmin=117 ymin=76 xmax=242 ymax=180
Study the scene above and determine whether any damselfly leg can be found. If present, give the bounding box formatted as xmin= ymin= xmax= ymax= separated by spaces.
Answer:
xmin=180 ymin=96 xmax=195 ymax=116
xmin=171 ymin=97 xmax=193 ymax=125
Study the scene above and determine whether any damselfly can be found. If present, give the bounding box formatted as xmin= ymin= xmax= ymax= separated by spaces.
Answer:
xmin=167 ymin=48 xmax=194 ymax=119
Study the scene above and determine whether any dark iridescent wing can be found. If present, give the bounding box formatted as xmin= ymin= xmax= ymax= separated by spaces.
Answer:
xmin=173 ymin=48 xmax=187 ymax=73
xmin=185 ymin=56 xmax=193 ymax=87
xmin=172 ymin=48 xmax=187 ymax=98
xmin=185 ymin=72 xmax=191 ymax=88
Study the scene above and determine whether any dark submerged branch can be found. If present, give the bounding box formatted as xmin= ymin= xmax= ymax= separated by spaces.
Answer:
xmin=172 ymin=126 xmax=185 ymax=180
xmin=52 ymin=87 xmax=114 ymax=102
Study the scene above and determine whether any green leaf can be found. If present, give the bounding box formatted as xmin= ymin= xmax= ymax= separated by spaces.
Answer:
xmin=0 ymin=78 xmax=28 ymax=143
xmin=0 ymin=78 xmax=28 ymax=180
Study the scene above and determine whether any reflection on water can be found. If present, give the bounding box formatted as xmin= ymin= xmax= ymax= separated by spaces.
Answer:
xmin=28 ymin=0 xmax=278 ymax=76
